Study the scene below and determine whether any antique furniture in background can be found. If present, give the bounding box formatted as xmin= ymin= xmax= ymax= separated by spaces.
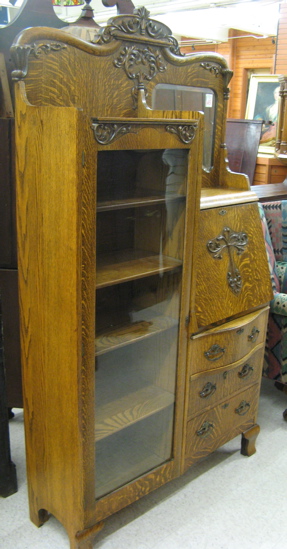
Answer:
xmin=0 ymin=0 xmax=69 ymax=412
xmin=0 ymin=295 xmax=17 ymax=497
xmin=253 ymin=154 xmax=287 ymax=186
xmin=259 ymin=201 xmax=287 ymax=420
xmin=0 ymin=0 xmax=65 ymax=498
xmin=225 ymin=119 xmax=262 ymax=185
xmin=251 ymin=181 xmax=287 ymax=202
xmin=12 ymin=8 xmax=272 ymax=547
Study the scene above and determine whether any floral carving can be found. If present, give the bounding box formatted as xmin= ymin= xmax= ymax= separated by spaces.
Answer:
xmin=166 ymin=124 xmax=197 ymax=144
xmin=114 ymin=45 xmax=167 ymax=105
xmin=91 ymin=122 xmax=131 ymax=144
xmin=11 ymin=42 xmax=67 ymax=80
xmin=97 ymin=7 xmax=181 ymax=55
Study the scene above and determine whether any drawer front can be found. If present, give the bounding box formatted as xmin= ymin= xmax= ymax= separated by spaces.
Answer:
xmin=189 ymin=307 xmax=268 ymax=374
xmin=195 ymin=203 xmax=273 ymax=328
xmin=187 ymin=346 xmax=264 ymax=420
xmin=184 ymin=384 xmax=259 ymax=470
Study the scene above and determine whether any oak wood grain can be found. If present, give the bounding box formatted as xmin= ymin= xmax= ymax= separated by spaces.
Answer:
xmin=195 ymin=203 xmax=273 ymax=328
xmin=184 ymin=384 xmax=260 ymax=470
xmin=189 ymin=307 xmax=269 ymax=374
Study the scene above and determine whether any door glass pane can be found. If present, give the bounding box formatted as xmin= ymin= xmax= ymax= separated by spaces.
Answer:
xmin=95 ymin=149 xmax=188 ymax=499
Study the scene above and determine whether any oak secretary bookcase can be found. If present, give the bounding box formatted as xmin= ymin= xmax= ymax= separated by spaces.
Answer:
xmin=12 ymin=8 xmax=273 ymax=548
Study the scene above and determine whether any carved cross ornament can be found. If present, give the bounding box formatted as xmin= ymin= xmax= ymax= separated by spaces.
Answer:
xmin=207 ymin=227 xmax=248 ymax=295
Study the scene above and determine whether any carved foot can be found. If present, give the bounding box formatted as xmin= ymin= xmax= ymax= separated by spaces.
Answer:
xmin=69 ymin=521 xmax=104 ymax=549
xmin=241 ymin=424 xmax=260 ymax=456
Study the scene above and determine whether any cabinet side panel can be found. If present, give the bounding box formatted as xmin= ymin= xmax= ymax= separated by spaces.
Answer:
xmin=15 ymin=83 xmax=91 ymax=531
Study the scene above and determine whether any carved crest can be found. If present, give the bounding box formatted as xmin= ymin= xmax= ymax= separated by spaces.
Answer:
xmin=96 ymin=7 xmax=181 ymax=55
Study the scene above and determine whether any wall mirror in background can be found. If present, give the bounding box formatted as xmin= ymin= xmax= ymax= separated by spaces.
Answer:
xmin=0 ymin=0 xmax=26 ymax=28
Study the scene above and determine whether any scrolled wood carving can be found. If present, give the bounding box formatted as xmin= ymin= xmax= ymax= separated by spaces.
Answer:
xmin=166 ymin=124 xmax=197 ymax=144
xmin=200 ymin=61 xmax=233 ymax=92
xmin=11 ymin=42 xmax=67 ymax=80
xmin=91 ymin=119 xmax=199 ymax=145
xmin=96 ymin=7 xmax=181 ymax=54
xmin=91 ymin=122 xmax=132 ymax=144
xmin=114 ymin=44 xmax=167 ymax=105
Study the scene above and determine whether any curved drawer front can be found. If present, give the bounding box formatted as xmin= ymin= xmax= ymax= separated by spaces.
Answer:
xmin=184 ymin=384 xmax=259 ymax=470
xmin=189 ymin=307 xmax=269 ymax=374
xmin=195 ymin=203 xmax=273 ymax=328
xmin=187 ymin=346 xmax=264 ymax=420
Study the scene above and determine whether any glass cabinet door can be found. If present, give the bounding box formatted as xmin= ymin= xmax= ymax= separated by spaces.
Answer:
xmin=95 ymin=148 xmax=188 ymax=498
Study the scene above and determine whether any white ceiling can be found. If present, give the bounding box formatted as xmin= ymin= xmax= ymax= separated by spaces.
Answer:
xmin=11 ymin=0 xmax=281 ymax=43
xmin=71 ymin=0 xmax=281 ymax=42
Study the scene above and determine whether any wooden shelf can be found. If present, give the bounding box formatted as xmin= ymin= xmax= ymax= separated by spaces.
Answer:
xmin=96 ymin=314 xmax=178 ymax=356
xmin=96 ymin=249 xmax=182 ymax=289
xmin=95 ymin=405 xmax=173 ymax=498
xmin=95 ymin=384 xmax=174 ymax=441
xmin=97 ymin=193 xmax=185 ymax=212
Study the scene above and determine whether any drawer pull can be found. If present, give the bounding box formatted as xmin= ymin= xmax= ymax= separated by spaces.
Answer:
xmin=235 ymin=400 xmax=251 ymax=416
xmin=238 ymin=364 xmax=254 ymax=379
xmin=248 ymin=327 xmax=260 ymax=343
xmin=196 ymin=421 xmax=214 ymax=438
xmin=204 ymin=344 xmax=226 ymax=361
xmin=199 ymin=382 xmax=217 ymax=399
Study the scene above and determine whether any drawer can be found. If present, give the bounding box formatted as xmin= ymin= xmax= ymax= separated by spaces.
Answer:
xmin=189 ymin=307 xmax=268 ymax=374
xmin=184 ymin=384 xmax=260 ymax=471
xmin=195 ymin=203 xmax=273 ymax=328
xmin=187 ymin=346 xmax=264 ymax=420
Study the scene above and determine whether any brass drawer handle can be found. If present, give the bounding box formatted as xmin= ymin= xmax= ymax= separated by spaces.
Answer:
xmin=235 ymin=400 xmax=251 ymax=416
xmin=196 ymin=421 xmax=214 ymax=438
xmin=248 ymin=327 xmax=260 ymax=343
xmin=199 ymin=382 xmax=217 ymax=399
xmin=238 ymin=364 xmax=254 ymax=379
xmin=204 ymin=344 xmax=226 ymax=362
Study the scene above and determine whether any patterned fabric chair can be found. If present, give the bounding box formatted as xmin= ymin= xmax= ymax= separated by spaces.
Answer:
xmin=259 ymin=200 xmax=287 ymax=419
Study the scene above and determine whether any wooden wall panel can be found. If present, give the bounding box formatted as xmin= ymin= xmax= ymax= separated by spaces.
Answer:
xmin=181 ymin=31 xmax=276 ymax=120
xmin=275 ymin=2 xmax=287 ymax=74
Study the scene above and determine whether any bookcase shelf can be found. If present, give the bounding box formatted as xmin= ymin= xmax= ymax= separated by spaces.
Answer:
xmin=95 ymin=383 xmax=174 ymax=441
xmin=97 ymin=193 xmax=186 ymax=212
xmin=95 ymin=314 xmax=178 ymax=356
xmin=96 ymin=250 xmax=182 ymax=289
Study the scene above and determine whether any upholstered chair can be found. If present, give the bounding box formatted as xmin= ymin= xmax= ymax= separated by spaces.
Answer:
xmin=259 ymin=201 xmax=287 ymax=420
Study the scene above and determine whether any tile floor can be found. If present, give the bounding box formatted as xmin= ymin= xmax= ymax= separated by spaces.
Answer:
xmin=1 ymin=377 xmax=287 ymax=549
